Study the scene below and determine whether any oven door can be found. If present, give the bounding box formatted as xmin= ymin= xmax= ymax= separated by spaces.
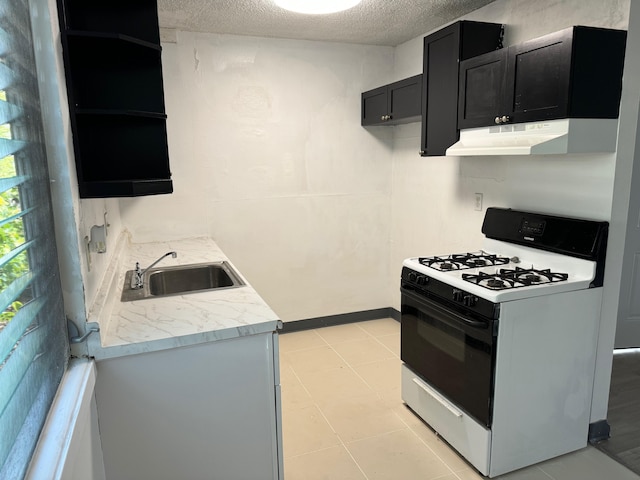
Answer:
xmin=400 ymin=286 xmax=496 ymax=427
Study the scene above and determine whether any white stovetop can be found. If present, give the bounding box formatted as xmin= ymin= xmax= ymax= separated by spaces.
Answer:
xmin=404 ymin=238 xmax=598 ymax=303
xmin=86 ymin=233 xmax=280 ymax=360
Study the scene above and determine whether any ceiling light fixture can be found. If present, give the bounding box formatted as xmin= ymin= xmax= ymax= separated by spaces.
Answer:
xmin=274 ymin=0 xmax=362 ymax=15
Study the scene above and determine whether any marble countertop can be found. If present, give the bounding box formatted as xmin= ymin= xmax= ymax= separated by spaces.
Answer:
xmin=86 ymin=234 xmax=280 ymax=360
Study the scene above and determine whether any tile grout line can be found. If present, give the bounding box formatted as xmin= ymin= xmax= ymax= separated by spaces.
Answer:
xmin=284 ymin=348 xmax=372 ymax=479
xmin=302 ymin=321 xmax=402 ymax=480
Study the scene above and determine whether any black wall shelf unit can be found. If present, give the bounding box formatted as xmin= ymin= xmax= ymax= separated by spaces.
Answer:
xmin=57 ymin=0 xmax=172 ymax=198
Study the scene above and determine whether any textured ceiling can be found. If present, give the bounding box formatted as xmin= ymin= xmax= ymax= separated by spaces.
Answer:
xmin=157 ymin=0 xmax=498 ymax=46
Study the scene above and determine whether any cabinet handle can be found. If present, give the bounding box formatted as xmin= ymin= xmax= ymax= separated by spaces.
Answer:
xmin=495 ymin=116 xmax=502 ymax=124
xmin=501 ymin=115 xmax=510 ymax=123
xmin=419 ymin=150 xmax=426 ymax=156
xmin=381 ymin=115 xmax=386 ymax=121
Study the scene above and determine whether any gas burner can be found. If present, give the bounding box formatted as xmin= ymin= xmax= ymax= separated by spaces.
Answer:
xmin=462 ymin=267 xmax=569 ymax=290
xmin=419 ymin=252 xmax=510 ymax=271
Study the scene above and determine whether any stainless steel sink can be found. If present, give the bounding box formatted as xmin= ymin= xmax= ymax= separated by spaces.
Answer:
xmin=121 ymin=261 xmax=245 ymax=302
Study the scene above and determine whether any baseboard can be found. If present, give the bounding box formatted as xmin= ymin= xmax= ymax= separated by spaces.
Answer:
xmin=280 ymin=307 xmax=400 ymax=333
xmin=588 ymin=419 xmax=611 ymax=443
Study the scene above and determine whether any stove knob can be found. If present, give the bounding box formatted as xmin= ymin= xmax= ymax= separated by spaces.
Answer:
xmin=416 ymin=275 xmax=428 ymax=285
xmin=408 ymin=272 xmax=417 ymax=282
xmin=452 ymin=289 xmax=464 ymax=302
xmin=463 ymin=295 xmax=478 ymax=307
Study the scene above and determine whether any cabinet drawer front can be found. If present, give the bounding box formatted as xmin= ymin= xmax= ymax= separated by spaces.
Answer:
xmin=401 ymin=364 xmax=491 ymax=475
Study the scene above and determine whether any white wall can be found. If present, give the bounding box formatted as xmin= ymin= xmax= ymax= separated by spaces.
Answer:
xmin=388 ymin=0 xmax=630 ymax=309
xmin=119 ymin=32 xmax=395 ymax=321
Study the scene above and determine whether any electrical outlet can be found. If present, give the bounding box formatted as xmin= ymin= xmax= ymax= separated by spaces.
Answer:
xmin=474 ymin=193 xmax=483 ymax=211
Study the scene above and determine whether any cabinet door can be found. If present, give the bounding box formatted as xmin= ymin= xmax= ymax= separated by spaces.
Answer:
xmin=361 ymin=85 xmax=388 ymax=126
xmin=421 ymin=21 xmax=503 ymax=155
xmin=422 ymin=24 xmax=461 ymax=156
xmin=388 ymin=75 xmax=422 ymax=124
xmin=458 ymin=48 xmax=507 ymax=129
xmin=503 ymin=29 xmax=573 ymax=123
xmin=95 ymin=333 xmax=281 ymax=480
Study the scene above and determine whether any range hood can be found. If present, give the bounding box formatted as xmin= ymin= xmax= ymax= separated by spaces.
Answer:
xmin=445 ymin=118 xmax=619 ymax=156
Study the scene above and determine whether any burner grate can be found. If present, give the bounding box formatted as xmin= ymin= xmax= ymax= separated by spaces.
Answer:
xmin=419 ymin=252 xmax=510 ymax=271
xmin=462 ymin=267 xmax=569 ymax=290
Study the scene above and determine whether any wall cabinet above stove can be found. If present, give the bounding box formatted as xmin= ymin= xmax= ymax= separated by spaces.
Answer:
xmin=457 ymin=26 xmax=627 ymax=130
xmin=361 ymin=75 xmax=422 ymax=126
xmin=57 ymin=0 xmax=173 ymax=198
xmin=420 ymin=21 xmax=503 ymax=157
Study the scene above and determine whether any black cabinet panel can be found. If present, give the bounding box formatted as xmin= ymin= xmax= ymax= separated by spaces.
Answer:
xmin=458 ymin=26 xmax=627 ymax=130
xmin=420 ymin=21 xmax=503 ymax=156
xmin=58 ymin=0 xmax=160 ymax=44
xmin=361 ymin=75 xmax=422 ymax=126
xmin=423 ymin=26 xmax=459 ymax=157
xmin=504 ymin=29 xmax=573 ymax=123
xmin=57 ymin=0 xmax=172 ymax=198
xmin=458 ymin=49 xmax=506 ymax=129
xmin=361 ymin=86 xmax=388 ymax=126
xmin=64 ymin=34 xmax=164 ymax=112
xmin=75 ymin=115 xmax=170 ymax=182
xmin=389 ymin=75 xmax=422 ymax=122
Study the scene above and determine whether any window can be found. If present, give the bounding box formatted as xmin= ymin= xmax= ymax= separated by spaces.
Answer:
xmin=0 ymin=0 xmax=68 ymax=478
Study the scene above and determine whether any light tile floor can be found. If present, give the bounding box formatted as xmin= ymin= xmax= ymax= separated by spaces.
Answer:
xmin=279 ymin=318 xmax=640 ymax=480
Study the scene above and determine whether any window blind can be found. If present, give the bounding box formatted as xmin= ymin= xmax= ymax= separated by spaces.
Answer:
xmin=0 ymin=0 xmax=68 ymax=478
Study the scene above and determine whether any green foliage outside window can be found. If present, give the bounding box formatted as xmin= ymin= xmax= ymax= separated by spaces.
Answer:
xmin=0 ymin=100 xmax=29 ymax=327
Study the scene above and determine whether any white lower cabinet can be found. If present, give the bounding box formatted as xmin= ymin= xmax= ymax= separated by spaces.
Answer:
xmin=94 ymin=332 xmax=282 ymax=480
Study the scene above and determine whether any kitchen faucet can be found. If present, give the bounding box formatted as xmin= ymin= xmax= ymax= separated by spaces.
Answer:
xmin=131 ymin=251 xmax=177 ymax=289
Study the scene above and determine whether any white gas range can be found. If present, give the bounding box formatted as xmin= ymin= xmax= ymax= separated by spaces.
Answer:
xmin=400 ymin=208 xmax=608 ymax=477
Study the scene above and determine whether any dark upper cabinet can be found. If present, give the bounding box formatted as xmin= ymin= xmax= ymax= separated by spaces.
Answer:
xmin=57 ymin=0 xmax=172 ymax=198
xmin=458 ymin=26 xmax=627 ymax=130
xmin=362 ymin=75 xmax=422 ymax=126
xmin=420 ymin=21 xmax=503 ymax=157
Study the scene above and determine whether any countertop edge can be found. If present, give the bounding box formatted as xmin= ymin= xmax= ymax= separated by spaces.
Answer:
xmin=88 ymin=320 xmax=280 ymax=361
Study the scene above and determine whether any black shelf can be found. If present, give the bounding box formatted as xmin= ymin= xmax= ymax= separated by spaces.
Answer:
xmin=75 ymin=109 xmax=167 ymax=119
xmin=79 ymin=179 xmax=173 ymax=199
xmin=58 ymin=0 xmax=160 ymax=44
xmin=64 ymin=30 xmax=162 ymax=51
xmin=74 ymin=115 xmax=170 ymax=180
xmin=57 ymin=0 xmax=172 ymax=198
xmin=62 ymin=33 xmax=164 ymax=112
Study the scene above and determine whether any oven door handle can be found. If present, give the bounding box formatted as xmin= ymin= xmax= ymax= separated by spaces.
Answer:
xmin=401 ymin=287 xmax=489 ymax=330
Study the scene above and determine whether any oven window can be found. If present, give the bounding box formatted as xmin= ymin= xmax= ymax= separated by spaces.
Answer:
xmin=401 ymin=293 xmax=495 ymax=426
xmin=417 ymin=313 xmax=465 ymax=362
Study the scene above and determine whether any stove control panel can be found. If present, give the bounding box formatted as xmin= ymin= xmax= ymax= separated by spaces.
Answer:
xmin=408 ymin=271 xmax=429 ymax=286
xmin=453 ymin=289 xmax=478 ymax=307
xmin=401 ymin=267 xmax=499 ymax=319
